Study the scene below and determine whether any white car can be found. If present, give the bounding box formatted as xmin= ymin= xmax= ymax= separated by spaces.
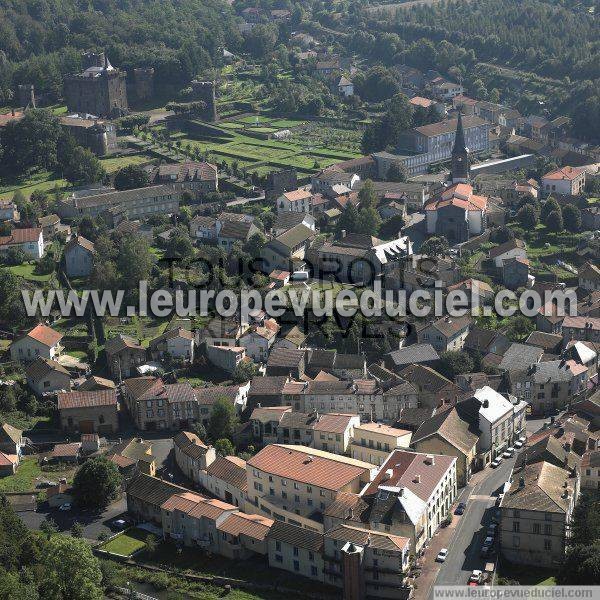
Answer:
xmin=502 ymin=450 xmax=512 ymax=459
xmin=59 ymin=503 xmax=72 ymax=511
xmin=491 ymin=458 xmax=502 ymax=468
xmin=518 ymin=436 xmax=526 ymax=444
xmin=514 ymin=440 xmax=523 ymax=449
xmin=469 ymin=570 xmax=483 ymax=584
xmin=436 ymin=548 xmax=449 ymax=562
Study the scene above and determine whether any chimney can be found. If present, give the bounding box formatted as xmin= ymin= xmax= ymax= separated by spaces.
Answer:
xmin=398 ymin=487 xmax=404 ymax=497
xmin=482 ymin=399 xmax=489 ymax=408
xmin=413 ymin=474 xmax=421 ymax=484
xmin=256 ymin=403 xmax=261 ymax=408
xmin=383 ymin=468 xmax=393 ymax=481
xmin=425 ymin=455 xmax=435 ymax=465
xmin=341 ymin=229 xmax=347 ymax=238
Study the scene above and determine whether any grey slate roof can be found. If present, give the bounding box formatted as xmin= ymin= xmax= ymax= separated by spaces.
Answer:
xmin=386 ymin=344 xmax=439 ymax=368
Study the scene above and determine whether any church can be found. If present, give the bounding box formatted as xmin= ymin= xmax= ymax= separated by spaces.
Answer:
xmin=424 ymin=112 xmax=488 ymax=243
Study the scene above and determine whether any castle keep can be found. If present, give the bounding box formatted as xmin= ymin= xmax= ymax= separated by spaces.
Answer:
xmin=64 ymin=52 xmax=128 ymax=118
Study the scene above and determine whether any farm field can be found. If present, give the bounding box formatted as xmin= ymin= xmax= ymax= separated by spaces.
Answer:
xmin=99 ymin=154 xmax=153 ymax=174
xmin=0 ymin=170 xmax=68 ymax=201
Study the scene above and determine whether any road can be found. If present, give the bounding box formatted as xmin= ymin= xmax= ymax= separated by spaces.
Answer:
xmin=434 ymin=455 xmax=517 ymax=587
xmin=226 ymin=192 xmax=265 ymax=207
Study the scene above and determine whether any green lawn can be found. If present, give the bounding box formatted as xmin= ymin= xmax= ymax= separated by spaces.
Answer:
xmin=7 ymin=263 xmax=53 ymax=282
xmin=100 ymin=528 xmax=148 ymax=556
xmin=0 ymin=457 xmax=41 ymax=493
xmin=0 ymin=170 xmax=68 ymax=201
xmin=99 ymin=154 xmax=153 ymax=174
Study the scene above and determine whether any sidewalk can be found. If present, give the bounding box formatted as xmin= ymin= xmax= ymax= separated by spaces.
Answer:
xmin=414 ymin=468 xmax=491 ymax=600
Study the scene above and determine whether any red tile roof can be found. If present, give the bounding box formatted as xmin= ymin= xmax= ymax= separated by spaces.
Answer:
xmin=217 ymin=512 xmax=273 ymax=541
xmin=57 ymin=389 xmax=117 ymax=410
xmin=0 ymin=227 xmax=42 ymax=246
xmin=313 ymin=413 xmax=357 ymax=434
xmin=22 ymin=324 xmax=63 ymax=347
xmin=543 ymin=166 xmax=585 ymax=181
xmin=248 ymin=445 xmax=371 ymax=491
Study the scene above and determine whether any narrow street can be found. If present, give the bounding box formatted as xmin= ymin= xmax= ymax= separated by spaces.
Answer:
xmin=415 ymin=455 xmax=517 ymax=599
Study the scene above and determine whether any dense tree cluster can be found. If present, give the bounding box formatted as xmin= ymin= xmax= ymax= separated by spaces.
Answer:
xmin=0 ymin=0 xmax=240 ymax=103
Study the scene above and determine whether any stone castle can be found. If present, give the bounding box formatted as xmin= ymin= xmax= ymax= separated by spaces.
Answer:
xmin=64 ymin=52 xmax=128 ymax=118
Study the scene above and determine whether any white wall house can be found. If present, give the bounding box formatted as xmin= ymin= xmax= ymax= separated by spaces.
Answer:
xmin=10 ymin=324 xmax=63 ymax=362
xmin=0 ymin=227 xmax=44 ymax=259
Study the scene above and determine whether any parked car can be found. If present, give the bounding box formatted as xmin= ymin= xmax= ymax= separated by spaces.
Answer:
xmin=514 ymin=440 xmax=524 ymax=449
xmin=491 ymin=457 xmax=502 ymax=468
xmin=487 ymin=523 xmax=498 ymax=537
xmin=59 ymin=503 xmax=72 ymax=511
xmin=469 ymin=570 xmax=483 ymax=584
xmin=502 ymin=450 xmax=512 ymax=459
xmin=455 ymin=502 xmax=466 ymax=515
xmin=436 ymin=548 xmax=449 ymax=562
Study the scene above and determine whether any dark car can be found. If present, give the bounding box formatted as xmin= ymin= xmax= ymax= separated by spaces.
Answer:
xmin=455 ymin=502 xmax=466 ymax=515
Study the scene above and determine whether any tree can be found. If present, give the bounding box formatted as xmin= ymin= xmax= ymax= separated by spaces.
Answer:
xmin=386 ymin=163 xmax=407 ymax=182
xmin=40 ymin=518 xmax=58 ymax=541
xmin=165 ymin=230 xmax=194 ymax=260
xmin=114 ymin=165 xmax=150 ymax=191
xmin=489 ymin=226 xmax=515 ymax=244
xmin=145 ymin=534 xmax=157 ymax=555
xmin=208 ymin=397 xmax=239 ymax=442
xmin=356 ymin=207 xmax=381 ymax=236
xmin=558 ymin=544 xmax=600 ymax=585
xmin=546 ymin=209 xmax=564 ymax=232
xmin=506 ymin=315 xmax=535 ymax=342
xmin=215 ymin=438 xmax=235 ymax=456
xmin=41 ymin=537 xmax=103 ymax=600
xmin=70 ymin=522 xmax=84 ymax=538
xmin=562 ymin=204 xmax=581 ymax=232
xmin=541 ymin=197 xmax=561 ymax=222
xmin=336 ymin=203 xmax=359 ymax=236
xmin=244 ymin=232 xmax=267 ymax=258
xmin=0 ymin=109 xmax=61 ymax=175
xmin=516 ymin=204 xmax=538 ymax=229
xmin=358 ymin=180 xmax=378 ymax=209
xmin=420 ymin=236 xmax=449 ymax=257
xmin=116 ymin=234 xmax=154 ymax=292
xmin=192 ymin=421 xmax=207 ymax=441
xmin=232 ymin=360 xmax=258 ymax=384
xmin=62 ymin=147 xmax=105 ymax=185
xmin=72 ymin=456 xmax=121 ymax=510
xmin=2 ymin=247 xmax=25 ymax=266
xmin=438 ymin=351 xmax=474 ymax=379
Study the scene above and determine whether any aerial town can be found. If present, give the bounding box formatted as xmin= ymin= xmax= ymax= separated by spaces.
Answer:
xmin=0 ymin=0 xmax=598 ymax=598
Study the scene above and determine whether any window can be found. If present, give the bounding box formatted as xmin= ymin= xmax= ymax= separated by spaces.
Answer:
xmin=513 ymin=509 xmax=520 ymax=518
xmin=294 ymin=482 xmax=300 ymax=490
xmin=513 ymin=536 xmax=520 ymax=547
xmin=275 ymin=554 xmax=283 ymax=563
xmin=293 ymin=560 xmax=299 ymax=572
xmin=254 ymin=482 xmax=263 ymax=492
xmin=532 ymin=523 xmax=540 ymax=534
xmin=309 ymin=552 xmax=314 ymax=561
xmin=513 ymin=521 xmax=520 ymax=532
xmin=544 ymin=524 xmax=552 ymax=536
xmin=293 ymin=547 xmax=299 ymax=557
xmin=311 ymin=566 xmax=318 ymax=577
xmin=544 ymin=539 xmax=552 ymax=551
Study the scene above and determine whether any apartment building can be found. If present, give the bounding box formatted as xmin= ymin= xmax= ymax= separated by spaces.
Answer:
xmin=267 ymin=520 xmax=411 ymax=599
xmin=350 ymin=423 xmax=412 ymax=466
xmin=57 ymin=185 xmax=181 ymax=224
xmin=508 ymin=360 xmax=587 ymax=416
xmin=200 ymin=455 xmax=248 ymax=508
xmin=457 ymin=386 xmax=527 ymax=463
xmin=246 ymin=444 xmax=376 ymax=531
xmin=282 ymin=379 xmax=418 ymax=424
xmin=499 ymin=461 xmax=579 ymax=567
xmin=361 ymin=450 xmax=458 ymax=554
xmin=312 ymin=413 xmax=360 ymax=455
xmin=276 ymin=188 xmax=314 ymax=213
xmin=581 ymin=451 xmax=600 ymax=489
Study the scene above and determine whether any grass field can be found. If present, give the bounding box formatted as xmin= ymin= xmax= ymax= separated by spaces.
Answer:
xmin=99 ymin=154 xmax=152 ymax=174
xmin=0 ymin=170 xmax=68 ymax=201
xmin=7 ymin=263 xmax=54 ymax=282
xmin=100 ymin=528 xmax=148 ymax=556
xmin=0 ymin=457 xmax=41 ymax=493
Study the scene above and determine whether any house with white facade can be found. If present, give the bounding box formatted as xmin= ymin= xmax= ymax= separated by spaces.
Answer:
xmin=10 ymin=324 xmax=63 ymax=362
xmin=0 ymin=227 xmax=44 ymax=259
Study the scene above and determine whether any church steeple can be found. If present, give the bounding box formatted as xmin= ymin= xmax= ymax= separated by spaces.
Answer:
xmin=451 ymin=110 xmax=470 ymax=184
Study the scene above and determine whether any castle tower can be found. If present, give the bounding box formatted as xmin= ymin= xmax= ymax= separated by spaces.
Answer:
xmin=341 ymin=541 xmax=366 ymax=600
xmin=451 ymin=111 xmax=470 ymax=184
xmin=191 ymin=80 xmax=218 ymax=122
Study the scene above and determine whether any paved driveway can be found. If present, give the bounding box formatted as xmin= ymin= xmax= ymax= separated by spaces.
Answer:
xmin=18 ymin=495 xmax=128 ymax=541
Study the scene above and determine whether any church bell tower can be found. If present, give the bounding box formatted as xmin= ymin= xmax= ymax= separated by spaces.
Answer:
xmin=451 ymin=111 xmax=470 ymax=184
